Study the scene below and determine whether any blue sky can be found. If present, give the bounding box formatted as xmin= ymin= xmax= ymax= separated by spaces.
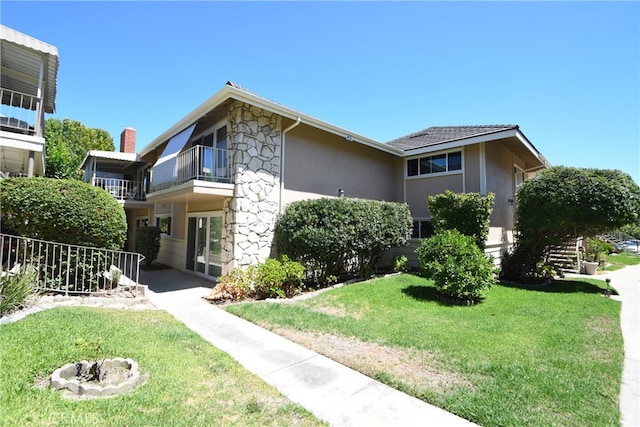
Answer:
xmin=3 ymin=1 xmax=639 ymax=183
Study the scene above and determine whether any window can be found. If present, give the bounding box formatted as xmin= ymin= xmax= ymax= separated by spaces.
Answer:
xmin=135 ymin=217 xmax=149 ymax=229
xmin=407 ymin=151 xmax=462 ymax=177
xmin=156 ymin=216 xmax=172 ymax=235
xmin=411 ymin=220 xmax=433 ymax=239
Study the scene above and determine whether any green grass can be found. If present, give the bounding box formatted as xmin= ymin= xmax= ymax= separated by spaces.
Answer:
xmin=604 ymin=252 xmax=640 ymax=271
xmin=226 ymin=274 xmax=623 ymax=427
xmin=0 ymin=307 xmax=323 ymax=427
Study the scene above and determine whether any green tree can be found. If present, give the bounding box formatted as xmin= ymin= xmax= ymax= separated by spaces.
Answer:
xmin=502 ymin=166 xmax=640 ymax=281
xmin=44 ymin=118 xmax=114 ymax=179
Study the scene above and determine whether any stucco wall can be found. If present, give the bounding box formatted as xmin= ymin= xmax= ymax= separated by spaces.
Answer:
xmin=282 ymin=125 xmax=399 ymax=205
xmin=404 ymin=173 xmax=464 ymax=218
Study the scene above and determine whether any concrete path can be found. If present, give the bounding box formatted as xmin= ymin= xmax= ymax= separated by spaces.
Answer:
xmin=599 ymin=264 xmax=639 ymax=427
xmin=141 ymin=268 xmax=476 ymax=426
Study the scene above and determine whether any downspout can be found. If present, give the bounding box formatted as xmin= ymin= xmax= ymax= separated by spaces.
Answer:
xmin=279 ymin=117 xmax=301 ymax=213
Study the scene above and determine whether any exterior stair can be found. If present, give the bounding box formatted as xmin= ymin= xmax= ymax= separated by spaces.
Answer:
xmin=545 ymin=239 xmax=582 ymax=274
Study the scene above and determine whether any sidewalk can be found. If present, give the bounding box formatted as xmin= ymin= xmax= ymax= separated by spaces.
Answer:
xmin=595 ymin=264 xmax=639 ymax=427
xmin=142 ymin=268 xmax=475 ymax=426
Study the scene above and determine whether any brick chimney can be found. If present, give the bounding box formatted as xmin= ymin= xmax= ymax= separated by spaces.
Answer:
xmin=120 ymin=127 xmax=136 ymax=153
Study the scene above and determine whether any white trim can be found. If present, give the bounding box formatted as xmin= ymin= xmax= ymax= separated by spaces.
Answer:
xmin=401 ymin=129 xmax=521 ymax=157
xmin=279 ymin=117 xmax=301 ymax=213
xmin=479 ymin=142 xmax=487 ymax=195
xmin=139 ymin=84 xmax=403 ymax=158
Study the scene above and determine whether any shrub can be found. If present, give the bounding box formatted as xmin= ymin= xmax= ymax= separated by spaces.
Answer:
xmin=428 ymin=190 xmax=495 ymax=249
xmin=416 ymin=229 xmax=496 ymax=302
xmin=585 ymin=237 xmax=614 ymax=263
xmin=275 ymin=198 xmax=412 ymax=280
xmin=502 ymin=167 xmax=640 ymax=281
xmin=136 ymin=226 xmax=161 ymax=265
xmin=210 ymin=256 xmax=306 ymax=301
xmin=0 ymin=178 xmax=127 ymax=250
xmin=391 ymin=255 xmax=409 ymax=273
xmin=0 ymin=264 xmax=37 ymax=316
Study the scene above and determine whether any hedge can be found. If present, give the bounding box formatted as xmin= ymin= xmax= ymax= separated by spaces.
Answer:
xmin=0 ymin=177 xmax=127 ymax=250
xmin=275 ymin=197 xmax=412 ymax=280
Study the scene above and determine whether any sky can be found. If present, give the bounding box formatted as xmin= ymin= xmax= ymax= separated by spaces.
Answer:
xmin=2 ymin=1 xmax=639 ymax=183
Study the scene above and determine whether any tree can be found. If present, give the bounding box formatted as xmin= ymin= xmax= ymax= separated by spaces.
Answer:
xmin=44 ymin=118 xmax=114 ymax=179
xmin=501 ymin=167 xmax=640 ymax=281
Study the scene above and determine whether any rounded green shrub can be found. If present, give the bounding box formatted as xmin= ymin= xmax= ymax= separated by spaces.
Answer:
xmin=275 ymin=198 xmax=412 ymax=280
xmin=0 ymin=177 xmax=126 ymax=250
xmin=416 ymin=229 xmax=496 ymax=302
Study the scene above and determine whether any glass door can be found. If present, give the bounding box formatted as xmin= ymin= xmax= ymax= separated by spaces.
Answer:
xmin=187 ymin=214 xmax=223 ymax=278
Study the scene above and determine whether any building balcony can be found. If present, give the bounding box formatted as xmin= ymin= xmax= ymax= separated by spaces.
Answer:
xmin=1 ymin=87 xmax=44 ymax=138
xmin=147 ymin=145 xmax=233 ymax=202
xmin=93 ymin=177 xmax=146 ymax=202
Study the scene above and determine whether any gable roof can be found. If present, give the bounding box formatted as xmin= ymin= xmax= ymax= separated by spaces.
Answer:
xmin=386 ymin=125 xmax=519 ymax=151
xmin=139 ymin=81 xmax=402 ymax=157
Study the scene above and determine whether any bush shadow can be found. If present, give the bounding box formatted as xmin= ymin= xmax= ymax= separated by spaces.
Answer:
xmin=498 ymin=279 xmax=618 ymax=296
xmin=401 ymin=285 xmax=484 ymax=306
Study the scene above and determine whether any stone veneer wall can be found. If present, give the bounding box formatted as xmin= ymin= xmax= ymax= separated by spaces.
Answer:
xmin=222 ymin=101 xmax=282 ymax=272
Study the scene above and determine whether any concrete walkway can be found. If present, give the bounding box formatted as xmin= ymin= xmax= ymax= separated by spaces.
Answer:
xmin=141 ymin=268 xmax=476 ymax=426
xmin=584 ymin=264 xmax=639 ymax=427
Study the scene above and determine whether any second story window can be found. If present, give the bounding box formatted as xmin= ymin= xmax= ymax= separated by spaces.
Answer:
xmin=407 ymin=151 xmax=462 ymax=177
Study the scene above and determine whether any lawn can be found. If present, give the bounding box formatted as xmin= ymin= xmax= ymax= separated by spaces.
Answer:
xmin=0 ymin=307 xmax=323 ymax=427
xmin=604 ymin=252 xmax=640 ymax=271
xmin=226 ymin=274 xmax=623 ymax=427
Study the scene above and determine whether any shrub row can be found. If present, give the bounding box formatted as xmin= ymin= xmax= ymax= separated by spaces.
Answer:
xmin=275 ymin=198 xmax=412 ymax=280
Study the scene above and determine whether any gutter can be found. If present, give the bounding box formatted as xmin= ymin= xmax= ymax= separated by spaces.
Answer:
xmin=279 ymin=117 xmax=302 ymax=212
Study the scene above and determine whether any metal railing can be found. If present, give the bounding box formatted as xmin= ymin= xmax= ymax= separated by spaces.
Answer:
xmin=0 ymin=88 xmax=43 ymax=137
xmin=93 ymin=178 xmax=145 ymax=201
xmin=1 ymin=233 xmax=144 ymax=296
xmin=176 ymin=145 xmax=232 ymax=184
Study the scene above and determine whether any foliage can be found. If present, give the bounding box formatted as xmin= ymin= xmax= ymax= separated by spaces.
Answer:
xmin=391 ymin=255 xmax=409 ymax=273
xmin=416 ymin=229 xmax=495 ymax=302
xmin=211 ymin=256 xmax=306 ymax=301
xmin=621 ymin=223 xmax=640 ymax=239
xmin=44 ymin=118 xmax=114 ymax=180
xmin=0 ymin=308 xmax=321 ymax=426
xmin=584 ymin=237 xmax=614 ymax=263
xmin=136 ymin=226 xmax=161 ymax=265
xmin=275 ymin=198 xmax=412 ymax=280
xmin=0 ymin=264 xmax=37 ymax=316
xmin=0 ymin=178 xmax=126 ymax=250
xmin=502 ymin=167 xmax=640 ymax=280
xmin=427 ymin=190 xmax=495 ymax=249
xmin=227 ymin=273 xmax=622 ymax=427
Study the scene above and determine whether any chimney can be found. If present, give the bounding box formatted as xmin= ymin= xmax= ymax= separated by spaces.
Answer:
xmin=120 ymin=127 xmax=136 ymax=153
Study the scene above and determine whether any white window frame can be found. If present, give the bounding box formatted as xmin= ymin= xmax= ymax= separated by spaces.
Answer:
xmin=406 ymin=149 xmax=463 ymax=179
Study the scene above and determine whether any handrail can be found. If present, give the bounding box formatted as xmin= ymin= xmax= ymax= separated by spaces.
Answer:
xmin=0 ymin=87 xmax=44 ymax=137
xmin=93 ymin=178 xmax=145 ymax=201
xmin=1 ymin=233 xmax=145 ymax=296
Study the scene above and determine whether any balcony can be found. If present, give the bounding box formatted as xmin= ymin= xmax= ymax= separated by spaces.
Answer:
xmin=151 ymin=145 xmax=232 ymax=192
xmin=93 ymin=177 xmax=146 ymax=202
xmin=0 ymin=87 xmax=43 ymax=137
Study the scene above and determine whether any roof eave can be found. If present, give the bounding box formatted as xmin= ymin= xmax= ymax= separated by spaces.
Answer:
xmin=139 ymin=84 xmax=403 ymax=158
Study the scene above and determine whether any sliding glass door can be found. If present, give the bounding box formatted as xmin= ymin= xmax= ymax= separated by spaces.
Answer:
xmin=187 ymin=214 xmax=222 ymax=278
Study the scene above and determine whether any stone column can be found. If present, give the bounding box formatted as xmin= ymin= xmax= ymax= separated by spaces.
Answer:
xmin=222 ymin=101 xmax=281 ymax=273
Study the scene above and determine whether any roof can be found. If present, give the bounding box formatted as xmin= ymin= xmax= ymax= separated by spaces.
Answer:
xmin=0 ymin=25 xmax=59 ymax=113
xmin=139 ymin=81 xmax=403 ymax=157
xmin=80 ymin=150 xmax=141 ymax=170
xmin=386 ymin=125 xmax=519 ymax=151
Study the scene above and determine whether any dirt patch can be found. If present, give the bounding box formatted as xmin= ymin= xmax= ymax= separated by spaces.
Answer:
xmin=271 ymin=327 xmax=475 ymax=394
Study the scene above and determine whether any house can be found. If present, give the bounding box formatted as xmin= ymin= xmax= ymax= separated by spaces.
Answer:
xmin=0 ymin=25 xmax=58 ymax=178
xmin=82 ymin=81 xmax=549 ymax=277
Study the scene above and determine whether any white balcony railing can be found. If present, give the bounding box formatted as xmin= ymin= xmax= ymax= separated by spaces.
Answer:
xmin=0 ymin=88 xmax=44 ymax=137
xmin=93 ymin=178 xmax=145 ymax=201
xmin=151 ymin=146 xmax=232 ymax=192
